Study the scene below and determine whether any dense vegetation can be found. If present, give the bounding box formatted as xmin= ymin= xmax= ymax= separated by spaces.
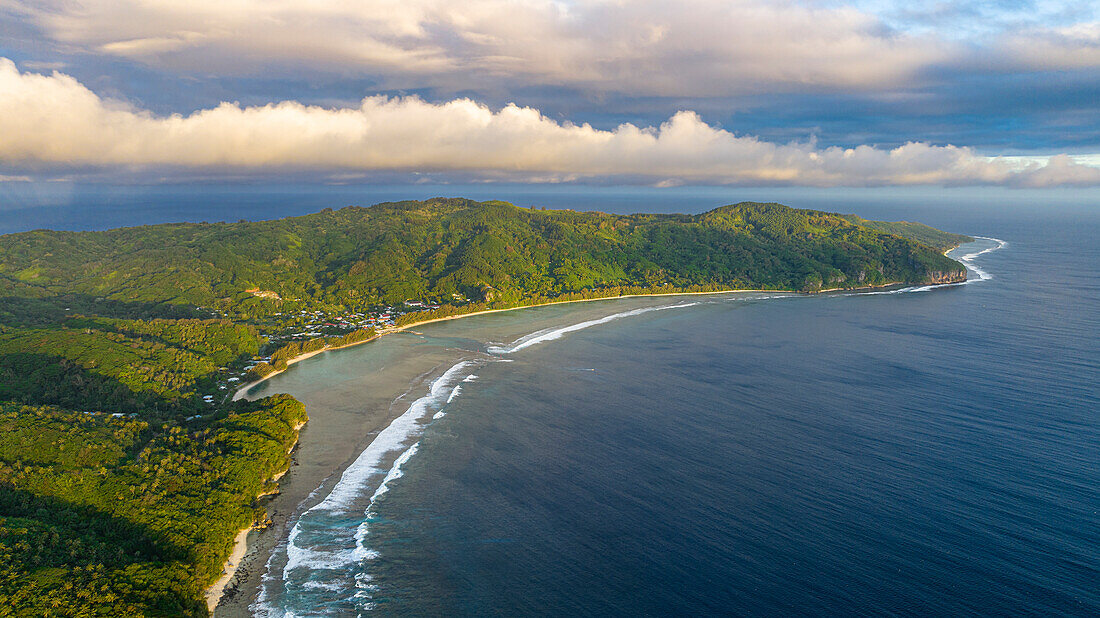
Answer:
xmin=0 ymin=198 xmax=970 ymax=614
xmin=837 ymin=214 xmax=972 ymax=251
xmin=0 ymin=200 xmax=969 ymax=315
xmin=0 ymin=396 xmax=305 ymax=616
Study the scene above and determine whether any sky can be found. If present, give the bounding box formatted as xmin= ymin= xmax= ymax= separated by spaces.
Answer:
xmin=1 ymin=0 xmax=1100 ymax=200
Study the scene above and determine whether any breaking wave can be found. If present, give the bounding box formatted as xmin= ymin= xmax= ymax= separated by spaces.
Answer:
xmin=487 ymin=302 xmax=700 ymax=354
xmin=846 ymin=236 xmax=1006 ymax=296
xmin=257 ymin=238 xmax=1005 ymax=614
xmin=254 ymin=361 xmax=475 ymax=617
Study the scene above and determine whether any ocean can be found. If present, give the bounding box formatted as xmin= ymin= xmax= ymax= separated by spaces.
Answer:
xmin=235 ymin=203 xmax=1099 ymax=616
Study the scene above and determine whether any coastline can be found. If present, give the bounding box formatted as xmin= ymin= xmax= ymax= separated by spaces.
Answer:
xmin=216 ymin=244 xmax=976 ymax=614
xmin=205 ymin=425 xmax=303 ymax=613
xmin=231 ymin=281 xmax=922 ymax=400
xmin=206 ymin=528 xmax=251 ymax=612
xmin=232 ymin=334 xmax=380 ymax=399
xmin=218 ymin=291 xmax=788 ymax=611
xmin=231 ymin=290 xmax=755 ymax=398
xmin=231 ymin=234 xmax=973 ymax=399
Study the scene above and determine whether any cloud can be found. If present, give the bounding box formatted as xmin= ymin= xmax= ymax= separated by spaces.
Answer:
xmin=8 ymin=0 xmax=958 ymax=96
xmin=1000 ymin=21 xmax=1100 ymax=70
xmin=1007 ymin=154 xmax=1100 ymax=187
xmin=11 ymin=0 xmax=1100 ymax=98
xmin=1 ymin=58 xmax=1097 ymax=187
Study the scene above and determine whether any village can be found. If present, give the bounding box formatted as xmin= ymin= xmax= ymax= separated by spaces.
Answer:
xmin=201 ymin=300 xmax=445 ymax=405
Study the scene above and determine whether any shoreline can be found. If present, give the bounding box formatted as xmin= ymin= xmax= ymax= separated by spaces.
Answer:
xmin=231 ymin=281 xmax=926 ymax=400
xmin=232 ymin=290 xmax=762 ymax=398
xmin=205 ymin=427 xmax=303 ymax=612
xmin=206 ymin=528 xmax=251 ymax=612
xmin=232 ymin=335 xmax=380 ymax=399
xmin=215 ymin=243 xmax=977 ymax=613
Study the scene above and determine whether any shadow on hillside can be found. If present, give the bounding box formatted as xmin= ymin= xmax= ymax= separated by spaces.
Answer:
xmin=0 ymin=293 xmax=204 ymax=327
xmin=0 ymin=485 xmax=191 ymax=566
xmin=0 ymin=352 xmax=166 ymax=415
xmin=0 ymin=484 xmax=206 ymax=615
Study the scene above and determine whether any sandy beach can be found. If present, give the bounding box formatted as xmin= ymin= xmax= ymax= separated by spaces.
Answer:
xmin=206 ymin=528 xmax=250 ymax=612
xmin=228 ymin=287 xmax=792 ymax=400
xmin=229 ymin=279 xmax=937 ymax=401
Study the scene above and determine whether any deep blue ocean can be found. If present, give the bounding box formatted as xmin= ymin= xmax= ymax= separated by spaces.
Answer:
xmin=9 ymin=193 xmax=1095 ymax=616
xmin=233 ymin=202 xmax=1100 ymax=616
xmin=361 ymin=224 xmax=1097 ymax=615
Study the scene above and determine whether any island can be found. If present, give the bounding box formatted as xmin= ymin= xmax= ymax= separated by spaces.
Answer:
xmin=0 ymin=199 xmax=971 ymax=616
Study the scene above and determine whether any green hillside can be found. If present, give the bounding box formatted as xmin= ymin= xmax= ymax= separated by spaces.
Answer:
xmin=0 ymin=199 xmax=968 ymax=314
xmin=0 ymin=198 xmax=971 ymax=615
xmin=0 ymin=395 xmax=305 ymax=617
xmin=838 ymin=214 xmax=973 ymax=251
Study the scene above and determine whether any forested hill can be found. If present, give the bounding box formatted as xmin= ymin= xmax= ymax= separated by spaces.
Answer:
xmin=0 ymin=199 xmax=971 ymax=615
xmin=0 ymin=199 xmax=969 ymax=320
xmin=838 ymin=214 xmax=972 ymax=251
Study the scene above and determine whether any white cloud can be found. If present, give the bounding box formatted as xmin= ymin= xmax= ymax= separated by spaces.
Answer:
xmin=1000 ymin=21 xmax=1100 ymax=70
xmin=1007 ymin=154 xmax=1100 ymax=187
xmin=8 ymin=0 xmax=958 ymax=95
xmin=1 ymin=58 xmax=1097 ymax=187
xmin=12 ymin=0 xmax=1100 ymax=98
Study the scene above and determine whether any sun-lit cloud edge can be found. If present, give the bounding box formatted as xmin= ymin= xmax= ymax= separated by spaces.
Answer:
xmin=1 ymin=59 xmax=1098 ymax=188
xmin=4 ymin=0 xmax=952 ymax=95
xmin=9 ymin=1 xmax=1100 ymax=98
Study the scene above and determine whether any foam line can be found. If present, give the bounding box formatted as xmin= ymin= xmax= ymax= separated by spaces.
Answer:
xmin=446 ymin=384 xmax=463 ymax=404
xmin=311 ymin=361 xmax=470 ymax=514
xmin=488 ymin=302 xmax=699 ymax=354
xmin=352 ymin=443 xmax=421 ymax=562
xmin=955 ymin=236 xmax=1007 ymax=281
xmin=273 ymin=359 xmax=474 ymax=599
xmin=840 ymin=236 xmax=1005 ymax=297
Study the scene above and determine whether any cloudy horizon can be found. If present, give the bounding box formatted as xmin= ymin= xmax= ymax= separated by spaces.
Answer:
xmin=1 ymin=0 xmax=1099 ymax=189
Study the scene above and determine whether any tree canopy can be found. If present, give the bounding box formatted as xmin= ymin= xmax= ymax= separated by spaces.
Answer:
xmin=0 ymin=198 xmax=970 ymax=614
